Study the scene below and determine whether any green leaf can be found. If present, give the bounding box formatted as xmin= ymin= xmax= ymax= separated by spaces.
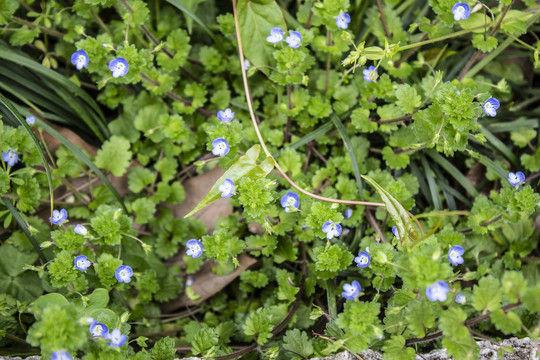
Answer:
xmin=132 ymin=198 xmax=156 ymax=225
xmin=282 ymin=329 xmax=314 ymax=358
xmin=521 ymin=148 xmax=540 ymax=172
xmin=0 ymin=244 xmax=42 ymax=301
xmin=405 ymin=300 xmax=436 ymax=338
xmin=9 ymin=27 xmax=40 ymax=46
xmin=150 ymin=336 xmax=176 ymax=360
xmin=0 ymin=0 xmax=19 ymax=25
xmin=362 ymin=175 xmax=418 ymax=244
xmin=382 ymin=335 xmax=416 ymax=360
xmin=94 ymin=135 xmax=132 ymax=176
xmin=382 ymin=146 xmax=409 ymax=170
xmin=440 ymin=308 xmax=468 ymax=340
xmin=472 ymin=276 xmax=502 ymax=312
xmin=491 ymin=309 xmax=521 ymax=334
xmin=442 ymin=336 xmax=478 ymax=360
xmin=522 ymin=284 xmax=540 ymax=312
xmin=192 ymin=328 xmax=218 ymax=356
xmin=128 ymin=166 xmax=154 ymax=193
xmin=123 ymin=0 xmax=149 ymax=25
xmin=502 ymin=271 xmax=527 ymax=303
xmin=243 ymin=307 xmax=274 ymax=345
xmin=237 ymin=0 xmax=286 ymax=74
xmin=351 ymin=108 xmax=377 ymax=133
xmin=185 ymin=145 xmax=274 ymax=217
xmin=472 ymin=35 xmax=498 ymax=53
xmin=395 ymin=84 xmax=421 ymax=114
xmin=501 ymin=10 xmax=530 ymax=36
xmin=459 ymin=13 xmax=492 ymax=33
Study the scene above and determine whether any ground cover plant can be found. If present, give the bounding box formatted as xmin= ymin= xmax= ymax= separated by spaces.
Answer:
xmin=0 ymin=0 xmax=540 ymax=359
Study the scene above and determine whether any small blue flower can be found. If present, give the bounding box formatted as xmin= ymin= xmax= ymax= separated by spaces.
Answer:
xmin=106 ymin=328 xmax=127 ymax=347
xmin=2 ymin=149 xmax=18 ymax=167
xmin=452 ymin=3 xmax=471 ymax=21
xmin=266 ymin=27 xmax=284 ymax=44
xmin=89 ymin=320 xmax=109 ymax=338
xmin=115 ymin=265 xmax=133 ymax=283
xmin=244 ymin=59 xmax=251 ymax=71
xmin=185 ymin=276 xmax=195 ymax=287
xmin=71 ymin=49 xmax=89 ymax=70
xmin=508 ymin=171 xmax=525 ymax=187
xmin=391 ymin=226 xmax=400 ymax=240
xmin=322 ymin=221 xmax=342 ymax=240
xmin=217 ymin=108 xmax=235 ymax=122
xmin=363 ymin=66 xmax=378 ymax=82
xmin=74 ymin=255 xmax=91 ymax=271
xmin=354 ymin=251 xmax=371 ymax=268
xmin=344 ymin=208 xmax=353 ymax=219
xmin=218 ymin=178 xmax=235 ymax=198
xmin=109 ymin=57 xmax=129 ymax=78
xmin=49 ymin=209 xmax=68 ymax=225
xmin=211 ymin=137 xmax=230 ymax=157
xmin=51 ymin=350 xmax=72 ymax=360
xmin=426 ymin=281 xmax=450 ymax=302
xmin=336 ymin=13 xmax=351 ymax=29
xmin=186 ymin=239 xmax=203 ymax=258
xmin=286 ymin=31 xmax=302 ymax=48
xmin=26 ymin=116 xmax=35 ymax=125
xmin=280 ymin=191 xmax=300 ymax=212
xmin=483 ymin=97 xmax=500 ymax=117
xmin=74 ymin=224 xmax=88 ymax=236
xmin=455 ymin=293 xmax=466 ymax=305
xmin=448 ymin=245 xmax=465 ymax=266
xmin=342 ymin=280 xmax=361 ymax=300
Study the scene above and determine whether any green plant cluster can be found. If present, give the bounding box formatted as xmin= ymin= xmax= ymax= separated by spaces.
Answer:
xmin=0 ymin=0 xmax=539 ymax=359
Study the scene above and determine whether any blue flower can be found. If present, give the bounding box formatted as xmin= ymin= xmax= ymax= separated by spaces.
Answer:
xmin=322 ymin=221 xmax=342 ymax=240
xmin=109 ymin=57 xmax=129 ymax=78
xmin=74 ymin=255 xmax=91 ymax=271
xmin=344 ymin=208 xmax=353 ymax=219
xmin=426 ymin=281 xmax=450 ymax=302
xmin=218 ymin=178 xmax=235 ymax=198
xmin=342 ymin=280 xmax=361 ymax=300
xmin=286 ymin=31 xmax=302 ymax=48
xmin=74 ymin=224 xmax=88 ymax=236
xmin=266 ymin=27 xmax=283 ymax=44
xmin=186 ymin=276 xmax=195 ymax=287
xmin=106 ymin=328 xmax=127 ymax=347
xmin=508 ymin=171 xmax=525 ymax=187
xmin=51 ymin=350 xmax=72 ymax=360
xmin=211 ymin=137 xmax=230 ymax=157
xmin=280 ymin=191 xmax=300 ymax=212
xmin=336 ymin=13 xmax=351 ymax=29
xmin=363 ymin=65 xmax=378 ymax=82
xmin=244 ymin=59 xmax=251 ymax=71
xmin=49 ymin=209 xmax=68 ymax=225
xmin=391 ymin=226 xmax=400 ymax=240
xmin=452 ymin=3 xmax=471 ymax=21
xmin=2 ymin=149 xmax=18 ymax=167
xmin=89 ymin=320 xmax=109 ymax=338
xmin=71 ymin=49 xmax=89 ymax=70
xmin=455 ymin=293 xmax=466 ymax=305
xmin=26 ymin=116 xmax=35 ymax=125
xmin=354 ymin=251 xmax=371 ymax=268
xmin=217 ymin=108 xmax=235 ymax=122
xmin=483 ymin=97 xmax=500 ymax=117
xmin=115 ymin=265 xmax=133 ymax=283
xmin=448 ymin=245 xmax=465 ymax=266
xmin=186 ymin=239 xmax=203 ymax=258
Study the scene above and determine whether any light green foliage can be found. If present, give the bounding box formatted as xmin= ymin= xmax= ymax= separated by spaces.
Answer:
xmin=405 ymin=300 xmax=436 ymax=338
xmin=491 ymin=309 xmax=521 ymax=334
xmin=201 ymin=229 xmax=244 ymax=264
xmin=0 ymin=244 xmax=42 ymax=302
xmin=279 ymin=148 xmax=302 ymax=178
xmin=382 ymin=335 xmax=416 ymax=360
xmin=243 ymin=307 xmax=274 ymax=345
xmin=306 ymin=202 xmax=343 ymax=239
xmin=510 ymin=129 xmax=536 ymax=148
xmin=51 ymin=229 xmax=85 ymax=253
xmin=132 ymin=197 xmax=156 ymax=224
xmin=336 ymin=301 xmax=380 ymax=352
xmin=94 ymin=253 xmax=123 ymax=289
xmin=90 ymin=205 xmax=131 ymax=245
xmin=27 ymin=303 xmax=87 ymax=355
xmin=472 ymin=276 xmax=502 ymax=312
xmin=395 ymin=84 xmax=421 ymax=114
xmin=150 ymin=336 xmax=176 ymax=360
xmin=472 ymin=35 xmax=498 ymax=53
xmin=313 ymin=243 xmax=354 ymax=279
xmin=275 ymin=268 xmax=299 ymax=301
xmin=128 ymin=166 xmax=154 ymax=193
xmin=382 ymin=146 xmax=410 ymax=169
xmin=192 ymin=328 xmax=219 ymax=356
xmin=47 ymin=250 xmax=78 ymax=288
xmin=135 ymin=270 xmax=160 ymax=303
xmin=238 ymin=177 xmax=275 ymax=221
xmin=351 ymin=108 xmax=377 ymax=133
xmin=95 ymin=135 xmax=132 ymax=176
xmin=467 ymin=195 xmax=502 ymax=234
xmin=522 ymin=285 xmax=540 ymax=312
xmin=521 ymin=148 xmax=540 ymax=171
xmin=282 ymin=329 xmax=314 ymax=359
xmin=0 ymin=0 xmax=18 ymax=25
xmin=15 ymin=176 xmax=40 ymax=212
xmin=240 ymin=270 xmax=269 ymax=291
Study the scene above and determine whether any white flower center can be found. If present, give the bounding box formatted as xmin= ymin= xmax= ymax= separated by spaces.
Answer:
xmin=455 ymin=6 xmax=465 ymax=18
xmin=77 ymin=259 xmax=85 ymax=268
xmin=358 ymin=256 xmax=368 ymax=265
xmin=120 ymin=270 xmax=127 ymax=277
xmin=78 ymin=55 xmax=86 ymax=64
xmin=94 ymin=325 xmax=103 ymax=335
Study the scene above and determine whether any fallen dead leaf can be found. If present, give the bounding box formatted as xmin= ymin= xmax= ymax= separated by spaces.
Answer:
xmin=162 ymin=253 xmax=257 ymax=311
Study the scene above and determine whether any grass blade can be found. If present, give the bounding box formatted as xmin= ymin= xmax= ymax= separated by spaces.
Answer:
xmin=420 ymin=156 xmax=442 ymax=210
xmin=330 ymin=112 xmax=363 ymax=194
xmin=426 ymin=150 xmax=479 ymax=197
xmin=0 ymin=92 xmax=55 ymax=219
xmin=1 ymin=197 xmax=47 ymax=263
xmin=480 ymin=125 xmax=518 ymax=166
xmin=36 ymin=120 xmax=129 ymax=214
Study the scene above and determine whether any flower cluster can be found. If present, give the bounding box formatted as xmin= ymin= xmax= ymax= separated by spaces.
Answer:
xmin=266 ymin=27 xmax=302 ymax=49
xmin=85 ymin=318 xmax=126 ymax=347
xmin=186 ymin=239 xmax=203 ymax=258
xmin=69 ymin=49 xmax=129 ymax=78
